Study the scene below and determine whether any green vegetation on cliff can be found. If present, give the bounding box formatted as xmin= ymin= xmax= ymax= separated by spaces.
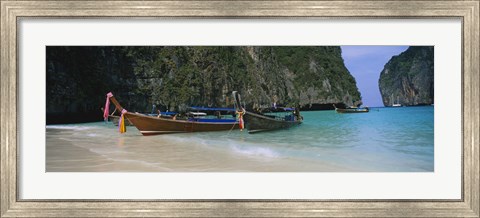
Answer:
xmin=47 ymin=46 xmax=361 ymax=123
xmin=378 ymin=46 xmax=434 ymax=106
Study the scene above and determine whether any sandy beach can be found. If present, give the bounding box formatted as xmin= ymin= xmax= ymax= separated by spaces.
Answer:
xmin=46 ymin=124 xmax=351 ymax=172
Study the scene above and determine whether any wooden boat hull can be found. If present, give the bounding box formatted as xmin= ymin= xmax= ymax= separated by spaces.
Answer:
xmin=243 ymin=112 xmax=302 ymax=133
xmin=124 ymin=112 xmax=238 ymax=135
xmin=335 ymin=108 xmax=369 ymax=113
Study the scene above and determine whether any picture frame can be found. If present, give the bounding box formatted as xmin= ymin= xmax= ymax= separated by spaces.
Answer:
xmin=1 ymin=0 xmax=478 ymax=217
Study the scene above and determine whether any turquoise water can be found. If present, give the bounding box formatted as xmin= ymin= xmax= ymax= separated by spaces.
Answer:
xmin=189 ymin=106 xmax=434 ymax=171
xmin=46 ymin=106 xmax=434 ymax=172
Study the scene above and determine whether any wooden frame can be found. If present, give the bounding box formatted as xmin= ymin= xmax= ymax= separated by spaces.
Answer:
xmin=1 ymin=1 xmax=478 ymax=217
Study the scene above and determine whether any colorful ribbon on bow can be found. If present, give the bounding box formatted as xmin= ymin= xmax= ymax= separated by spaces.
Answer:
xmin=119 ymin=109 xmax=127 ymax=133
xmin=236 ymin=109 xmax=245 ymax=131
xmin=103 ymin=92 xmax=114 ymax=121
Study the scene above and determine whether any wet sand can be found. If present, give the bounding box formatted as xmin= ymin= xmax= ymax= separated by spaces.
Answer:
xmin=47 ymin=134 xmax=160 ymax=172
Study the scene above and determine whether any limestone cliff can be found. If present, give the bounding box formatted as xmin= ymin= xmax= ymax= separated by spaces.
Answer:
xmin=378 ymin=46 xmax=434 ymax=106
xmin=46 ymin=46 xmax=361 ymax=123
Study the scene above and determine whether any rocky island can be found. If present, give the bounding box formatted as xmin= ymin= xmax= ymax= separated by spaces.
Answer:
xmin=378 ymin=46 xmax=434 ymax=107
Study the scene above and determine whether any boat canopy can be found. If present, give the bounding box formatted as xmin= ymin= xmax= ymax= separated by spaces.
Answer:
xmin=187 ymin=112 xmax=207 ymax=116
xmin=261 ymin=107 xmax=295 ymax=112
xmin=147 ymin=112 xmax=177 ymax=116
xmin=281 ymin=107 xmax=295 ymax=111
xmin=188 ymin=106 xmax=236 ymax=112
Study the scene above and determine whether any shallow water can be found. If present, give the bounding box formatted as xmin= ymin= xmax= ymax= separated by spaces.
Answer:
xmin=46 ymin=106 xmax=434 ymax=172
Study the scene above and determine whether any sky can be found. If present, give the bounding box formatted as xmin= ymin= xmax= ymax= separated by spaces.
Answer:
xmin=341 ymin=46 xmax=409 ymax=107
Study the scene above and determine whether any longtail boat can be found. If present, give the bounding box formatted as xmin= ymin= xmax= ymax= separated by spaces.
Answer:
xmin=104 ymin=92 xmax=238 ymax=135
xmin=333 ymin=104 xmax=369 ymax=113
xmin=232 ymin=91 xmax=302 ymax=133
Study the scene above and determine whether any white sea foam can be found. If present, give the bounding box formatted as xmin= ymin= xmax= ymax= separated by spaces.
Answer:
xmin=230 ymin=143 xmax=279 ymax=158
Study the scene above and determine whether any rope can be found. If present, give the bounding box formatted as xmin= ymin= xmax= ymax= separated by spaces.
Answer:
xmin=226 ymin=121 xmax=238 ymax=135
xmin=110 ymin=108 xmax=117 ymax=116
